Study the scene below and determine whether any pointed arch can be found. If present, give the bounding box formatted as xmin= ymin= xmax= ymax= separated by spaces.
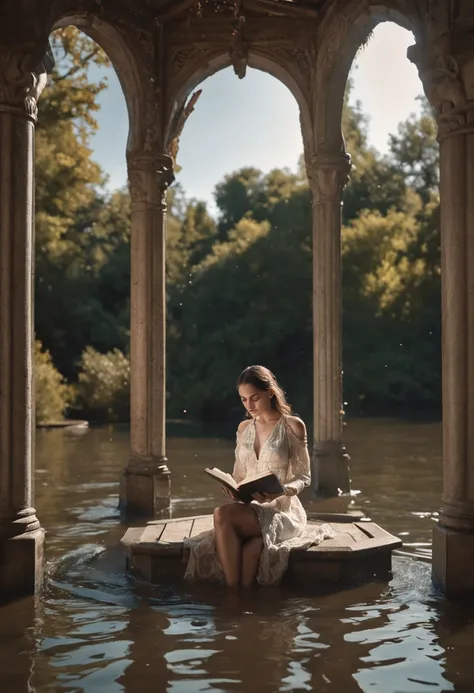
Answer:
xmin=314 ymin=2 xmax=422 ymax=153
xmin=49 ymin=11 xmax=144 ymax=154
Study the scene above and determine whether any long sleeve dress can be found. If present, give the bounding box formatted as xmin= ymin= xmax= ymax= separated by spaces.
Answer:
xmin=184 ymin=415 xmax=334 ymax=585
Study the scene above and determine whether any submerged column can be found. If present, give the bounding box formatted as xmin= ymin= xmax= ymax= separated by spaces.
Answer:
xmin=409 ymin=36 xmax=474 ymax=597
xmin=307 ymin=152 xmax=351 ymax=497
xmin=0 ymin=50 xmax=47 ymax=598
xmin=120 ymin=152 xmax=174 ymax=519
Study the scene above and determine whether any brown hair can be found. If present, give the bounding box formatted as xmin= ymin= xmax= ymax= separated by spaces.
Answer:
xmin=237 ymin=365 xmax=292 ymax=416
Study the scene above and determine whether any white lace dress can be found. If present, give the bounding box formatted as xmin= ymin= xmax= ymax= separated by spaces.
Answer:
xmin=184 ymin=415 xmax=334 ymax=585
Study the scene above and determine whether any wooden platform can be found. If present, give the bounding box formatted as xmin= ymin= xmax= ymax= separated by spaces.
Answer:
xmin=121 ymin=513 xmax=402 ymax=587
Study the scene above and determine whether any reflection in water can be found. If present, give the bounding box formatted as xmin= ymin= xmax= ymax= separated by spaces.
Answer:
xmin=0 ymin=420 xmax=473 ymax=692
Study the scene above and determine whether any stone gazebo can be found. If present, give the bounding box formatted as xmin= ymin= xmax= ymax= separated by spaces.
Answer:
xmin=1 ymin=0 xmax=473 ymax=599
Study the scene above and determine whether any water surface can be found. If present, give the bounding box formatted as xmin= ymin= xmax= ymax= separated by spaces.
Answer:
xmin=2 ymin=419 xmax=474 ymax=693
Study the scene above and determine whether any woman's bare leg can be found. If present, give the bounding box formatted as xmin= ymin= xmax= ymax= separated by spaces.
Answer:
xmin=241 ymin=536 xmax=264 ymax=587
xmin=214 ymin=503 xmax=262 ymax=587
xmin=214 ymin=505 xmax=241 ymax=587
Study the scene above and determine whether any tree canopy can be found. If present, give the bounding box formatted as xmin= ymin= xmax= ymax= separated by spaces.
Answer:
xmin=35 ymin=32 xmax=440 ymax=425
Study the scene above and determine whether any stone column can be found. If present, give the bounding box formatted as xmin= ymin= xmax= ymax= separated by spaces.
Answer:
xmin=0 ymin=51 xmax=47 ymax=598
xmin=120 ymin=152 xmax=174 ymax=520
xmin=307 ymin=152 xmax=352 ymax=497
xmin=409 ymin=36 xmax=474 ymax=597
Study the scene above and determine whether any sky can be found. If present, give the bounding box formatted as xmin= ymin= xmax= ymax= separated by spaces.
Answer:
xmin=88 ymin=22 xmax=424 ymax=212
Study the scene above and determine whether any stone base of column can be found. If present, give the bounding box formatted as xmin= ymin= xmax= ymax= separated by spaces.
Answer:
xmin=311 ymin=441 xmax=351 ymax=497
xmin=432 ymin=523 xmax=474 ymax=598
xmin=119 ymin=461 xmax=171 ymax=520
xmin=0 ymin=527 xmax=45 ymax=601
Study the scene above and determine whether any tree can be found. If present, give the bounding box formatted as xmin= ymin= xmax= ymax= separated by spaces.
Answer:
xmin=34 ymin=36 xmax=442 ymax=423
xmin=35 ymin=27 xmax=109 ymax=254
xmin=76 ymin=347 xmax=130 ymax=422
xmin=35 ymin=27 xmax=119 ymax=377
xmin=388 ymin=97 xmax=439 ymax=204
xmin=167 ymin=178 xmax=314 ymax=422
xmin=35 ymin=341 xmax=72 ymax=423
xmin=342 ymin=79 xmax=408 ymax=223
xmin=214 ymin=167 xmax=265 ymax=240
xmin=166 ymin=95 xmax=441 ymax=422
xmin=342 ymin=203 xmax=440 ymax=414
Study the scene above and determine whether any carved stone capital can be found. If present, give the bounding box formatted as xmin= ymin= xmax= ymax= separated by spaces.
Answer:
xmin=408 ymin=33 xmax=474 ymax=140
xmin=0 ymin=50 xmax=47 ymax=120
xmin=307 ymin=153 xmax=351 ymax=204
xmin=126 ymin=153 xmax=175 ymax=212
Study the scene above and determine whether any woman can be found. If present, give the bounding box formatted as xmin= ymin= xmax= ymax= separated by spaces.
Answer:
xmin=184 ymin=365 xmax=333 ymax=587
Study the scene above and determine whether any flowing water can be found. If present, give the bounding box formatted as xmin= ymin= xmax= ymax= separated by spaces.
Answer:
xmin=1 ymin=419 xmax=474 ymax=693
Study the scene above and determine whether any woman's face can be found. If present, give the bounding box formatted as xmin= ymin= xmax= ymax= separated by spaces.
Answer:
xmin=238 ymin=383 xmax=273 ymax=419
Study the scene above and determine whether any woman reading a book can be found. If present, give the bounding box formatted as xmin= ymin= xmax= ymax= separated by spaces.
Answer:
xmin=184 ymin=365 xmax=332 ymax=587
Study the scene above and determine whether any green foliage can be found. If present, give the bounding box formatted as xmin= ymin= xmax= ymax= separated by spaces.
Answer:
xmin=34 ymin=32 xmax=441 ymax=423
xmin=167 ymin=177 xmax=314 ymax=422
xmin=36 ymin=28 xmax=109 ymax=255
xmin=342 ymin=205 xmax=440 ymax=413
xmin=35 ymin=27 xmax=123 ymax=379
xmin=34 ymin=341 xmax=72 ymax=423
xmin=76 ymin=347 xmax=130 ymax=422
xmin=388 ymin=97 xmax=439 ymax=203
xmin=35 ymin=188 xmax=131 ymax=379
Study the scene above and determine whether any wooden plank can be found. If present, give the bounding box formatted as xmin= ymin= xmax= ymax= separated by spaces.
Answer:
xmin=332 ymin=533 xmax=359 ymax=546
xmin=159 ymin=519 xmax=194 ymax=544
xmin=121 ymin=527 xmax=145 ymax=546
xmin=291 ymin=520 xmax=402 ymax=561
xmin=148 ymin=514 xmax=210 ymax=526
xmin=352 ymin=522 xmax=402 ymax=551
xmin=150 ymin=543 xmax=183 ymax=557
xmin=191 ymin=516 xmax=214 ymax=537
xmin=326 ymin=522 xmax=362 ymax=535
xmin=124 ymin=515 xmax=403 ymax=577
xmin=355 ymin=522 xmax=398 ymax=540
xmin=309 ymin=512 xmax=365 ymax=523
xmin=130 ymin=554 xmax=152 ymax=581
xmin=141 ymin=523 xmax=166 ymax=544
xmin=304 ymin=538 xmax=353 ymax=553
xmin=348 ymin=535 xmax=402 ymax=553
xmin=343 ymin=526 xmax=370 ymax=543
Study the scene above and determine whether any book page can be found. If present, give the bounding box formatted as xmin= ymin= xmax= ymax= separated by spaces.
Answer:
xmin=241 ymin=470 xmax=273 ymax=484
xmin=204 ymin=467 xmax=237 ymax=489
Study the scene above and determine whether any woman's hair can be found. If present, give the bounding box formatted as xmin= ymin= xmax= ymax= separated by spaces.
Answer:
xmin=237 ymin=365 xmax=292 ymax=416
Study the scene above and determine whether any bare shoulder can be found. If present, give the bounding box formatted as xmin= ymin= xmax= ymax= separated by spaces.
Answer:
xmin=285 ymin=415 xmax=307 ymax=440
xmin=237 ymin=419 xmax=252 ymax=435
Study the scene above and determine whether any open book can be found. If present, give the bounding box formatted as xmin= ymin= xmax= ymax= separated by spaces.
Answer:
xmin=205 ymin=467 xmax=284 ymax=504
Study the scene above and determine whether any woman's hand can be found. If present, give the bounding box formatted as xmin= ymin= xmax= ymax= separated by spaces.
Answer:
xmin=252 ymin=492 xmax=284 ymax=504
xmin=221 ymin=486 xmax=236 ymax=499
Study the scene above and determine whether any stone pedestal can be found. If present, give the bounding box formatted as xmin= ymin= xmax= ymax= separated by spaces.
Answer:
xmin=0 ymin=529 xmax=45 ymax=600
xmin=120 ymin=152 xmax=174 ymax=519
xmin=432 ymin=525 xmax=474 ymax=598
xmin=0 ymin=54 xmax=46 ymax=600
xmin=120 ymin=462 xmax=171 ymax=521
xmin=409 ymin=36 xmax=474 ymax=597
xmin=308 ymin=153 xmax=352 ymax=497
xmin=311 ymin=441 xmax=351 ymax=497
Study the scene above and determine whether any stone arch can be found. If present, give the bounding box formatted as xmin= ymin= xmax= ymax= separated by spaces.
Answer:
xmin=47 ymin=10 xmax=144 ymax=155
xmin=314 ymin=1 xmax=422 ymax=154
xmin=164 ymin=47 xmax=313 ymax=165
